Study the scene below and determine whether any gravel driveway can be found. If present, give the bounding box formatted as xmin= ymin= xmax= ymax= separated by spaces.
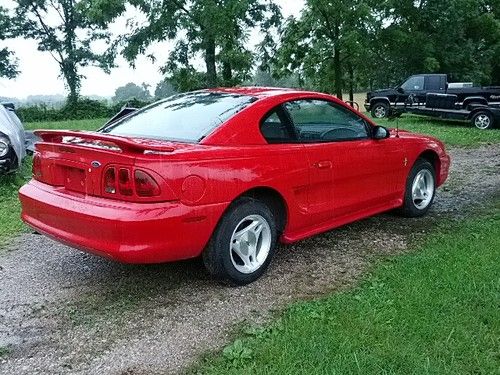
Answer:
xmin=1 ymin=145 xmax=499 ymax=375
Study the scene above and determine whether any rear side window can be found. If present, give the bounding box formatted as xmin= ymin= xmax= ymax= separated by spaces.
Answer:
xmin=260 ymin=108 xmax=295 ymax=143
xmin=425 ymin=75 xmax=445 ymax=91
xmin=102 ymin=92 xmax=256 ymax=143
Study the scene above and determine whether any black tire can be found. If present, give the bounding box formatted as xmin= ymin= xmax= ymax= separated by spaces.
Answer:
xmin=471 ymin=110 xmax=495 ymax=130
xmin=203 ymin=198 xmax=278 ymax=286
xmin=400 ymin=159 xmax=436 ymax=218
xmin=371 ymin=102 xmax=389 ymax=119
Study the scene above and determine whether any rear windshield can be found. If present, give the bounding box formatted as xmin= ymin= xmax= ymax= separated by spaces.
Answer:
xmin=101 ymin=92 xmax=256 ymax=143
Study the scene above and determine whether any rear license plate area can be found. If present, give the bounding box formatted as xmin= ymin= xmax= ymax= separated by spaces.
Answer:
xmin=62 ymin=166 xmax=86 ymax=193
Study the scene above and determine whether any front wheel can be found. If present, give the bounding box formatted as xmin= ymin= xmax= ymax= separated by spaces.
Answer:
xmin=203 ymin=198 xmax=277 ymax=286
xmin=472 ymin=111 xmax=494 ymax=130
xmin=371 ymin=102 xmax=389 ymax=119
xmin=400 ymin=159 xmax=436 ymax=217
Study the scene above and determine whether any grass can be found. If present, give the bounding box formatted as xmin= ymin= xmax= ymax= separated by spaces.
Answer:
xmin=25 ymin=117 xmax=107 ymax=132
xmin=0 ymin=346 xmax=10 ymax=357
xmin=193 ymin=205 xmax=500 ymax=374
xmin=0 ymin=160 xmax=32 ymax=248
xmin=377 ymin=116 xmax=500 ymax=147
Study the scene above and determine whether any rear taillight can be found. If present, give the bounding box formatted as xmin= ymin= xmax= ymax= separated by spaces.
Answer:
xmin=118 ymin=168 xmax=133 ymax=196
xmin=134 ymin=170 xmax=161 ymax=197
xmin=103 ymin=166 xmax=161 ymax=199
xmin=32 ymin=152 xmax=42 ymax=180
xmin=104 ymin=168 xmax=116 ymax=194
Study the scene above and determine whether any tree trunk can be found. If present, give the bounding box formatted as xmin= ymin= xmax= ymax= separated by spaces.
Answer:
xmin=333 ymin=45 xmax=343 ymax=99
xmin=348 ymin=63 xmax=354 ymax=103
xmin=61 ymin=60 xmax=79 ymax=107
xmin=222 ymin=62 xmax=232 ymax=86
xmin=205 ymin=37 xmax=217 ymax=88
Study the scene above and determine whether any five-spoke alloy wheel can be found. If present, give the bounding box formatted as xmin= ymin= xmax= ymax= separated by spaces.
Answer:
xmin=203 ymin=198 xmax=277 ymax=285
xmin=401 ymin=158 xmax=436 ymax=217
xmin=472 ymin=111 xmax=494 ymax=130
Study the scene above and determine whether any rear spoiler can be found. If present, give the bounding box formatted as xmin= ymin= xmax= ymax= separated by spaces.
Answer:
xmin=34 ymin=130 xmax=175 ymax=153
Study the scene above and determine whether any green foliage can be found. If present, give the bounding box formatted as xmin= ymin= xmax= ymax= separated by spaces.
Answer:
xmin=113 ymin=82 xmax=152 ymax=102
xmin=124 ymin=0 xmax=281 ymax=91
xmin=0 ymin=6 xmax=18 ymax=78
xmin=154 ymin=79 xmax=177 ymax=99
xmin=275 ymin=0 xmax=500 ymax=94
xmin=12 ymin=0 xmax=123 ymax=103
xmin=194 ymin=207 xmax=500 ymax=374
xmin=17 ymin=99 xmax=151 ymax=123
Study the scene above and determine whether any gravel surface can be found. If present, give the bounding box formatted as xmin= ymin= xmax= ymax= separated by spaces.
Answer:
xmin=0 ymin=145 xmax=499 ymax=375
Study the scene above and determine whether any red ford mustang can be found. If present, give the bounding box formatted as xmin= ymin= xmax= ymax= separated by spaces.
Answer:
xmin=19 ymin=88 xmax=450 ymax=285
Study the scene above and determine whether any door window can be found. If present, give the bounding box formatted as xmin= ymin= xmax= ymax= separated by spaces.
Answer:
xmin=283 ymin=99 xmax=369 ymax=142
xmin=401 ymin=76 xmax=425 ymax=91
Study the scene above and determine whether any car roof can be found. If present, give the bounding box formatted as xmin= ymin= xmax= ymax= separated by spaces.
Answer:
xmin=207 ymin=86 xmax=321 ymax=99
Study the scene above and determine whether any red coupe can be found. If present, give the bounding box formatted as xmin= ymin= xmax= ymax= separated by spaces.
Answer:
xmin=19 ymin=88 xmax=450 ymax=285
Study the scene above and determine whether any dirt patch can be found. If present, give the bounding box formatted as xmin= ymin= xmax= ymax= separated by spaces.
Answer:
xmin=0 ymin=145 xmax=499 ymax=375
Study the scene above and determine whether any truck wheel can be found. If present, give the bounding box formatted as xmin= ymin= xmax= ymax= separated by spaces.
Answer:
xmin=472 ymin=111 xmax=494 ymax=130
xmin=371 ymin=102 xmax=389 ymax=119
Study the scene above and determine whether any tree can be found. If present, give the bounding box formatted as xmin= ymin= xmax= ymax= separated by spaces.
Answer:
xmin=113 ymin=82 xmax=152 ymax=102
xmin=154 ymin=79 xmax=176 ymax=99
xmin=274 ymin=0 xmax=377 ymax=99
xmin=0 ymin=6 xmax=18 ymax=79
xmin=372 ymin=0 xmax=500 ymax=86
xmin=13 ymin=0 xmax=124 ymax=105
xmin=123 ymin=0 xmax=281 ymax=89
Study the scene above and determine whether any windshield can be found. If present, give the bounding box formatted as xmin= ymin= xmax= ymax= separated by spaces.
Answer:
xmin=102 ymin=91 xmax=257 ymax=143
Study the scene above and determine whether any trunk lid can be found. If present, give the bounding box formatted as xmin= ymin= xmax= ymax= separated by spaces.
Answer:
xmin=33 ymin=130 xmax=177 ymax=200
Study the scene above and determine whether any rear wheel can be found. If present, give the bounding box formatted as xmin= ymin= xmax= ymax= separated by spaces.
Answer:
xmin=371 ymin=102 xmax=389 ymax=119
xmin=472 ymin=111 xmax=494 ymax=130
xmin=203 ymin=198 xmax=277 ymax=286
xmin=400 ymin=159 xmax=436 ymax=217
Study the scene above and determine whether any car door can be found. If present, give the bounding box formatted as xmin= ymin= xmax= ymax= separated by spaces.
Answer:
xmin=284 ymin=99 xmax=405 ymax=222
xmin=398 ymin=75 xmax=426 ymax=105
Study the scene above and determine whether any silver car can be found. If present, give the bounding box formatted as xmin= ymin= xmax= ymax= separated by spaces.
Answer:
xmin=0 ymin=103 xmax=26 ymax=173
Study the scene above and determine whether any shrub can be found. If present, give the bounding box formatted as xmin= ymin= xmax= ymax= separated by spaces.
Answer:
xmin=17 ymin=98 xmax=153 ymax=123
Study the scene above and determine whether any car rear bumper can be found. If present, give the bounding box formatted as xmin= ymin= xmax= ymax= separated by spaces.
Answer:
xmin=19 ymin=180 xmax=227 ymax=264
xmin=364 ymin=103 xmax=371 ymax=111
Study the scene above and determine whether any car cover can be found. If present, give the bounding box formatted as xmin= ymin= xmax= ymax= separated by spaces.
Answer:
xmin=0 ymin=103 xmax=26 ymax=168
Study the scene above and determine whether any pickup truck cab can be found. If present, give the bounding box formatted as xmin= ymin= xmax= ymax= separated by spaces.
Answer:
xmin=365 ymin=74 xmax=500 ymax=118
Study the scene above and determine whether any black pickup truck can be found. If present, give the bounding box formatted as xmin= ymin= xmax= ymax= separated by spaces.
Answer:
xmin=365 ymin=74 xmax=500 ymax=119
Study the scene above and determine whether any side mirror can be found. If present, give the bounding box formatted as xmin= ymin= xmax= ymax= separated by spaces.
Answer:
xmin=396 ymin=87 xmax=404 ymax=94
xmin=373 ymin=126 xmax=390 ymax=140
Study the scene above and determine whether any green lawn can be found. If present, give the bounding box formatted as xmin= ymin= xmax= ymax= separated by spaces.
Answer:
xmin=25 ymin=117 xmax=107 ymax=132
xmin=0 ymin=160 xmax=31 ymax=247
xmin=194 ymin=205 xmax=500 ymax=374
xmin=377 ymin=115 xmax=500 ymax=147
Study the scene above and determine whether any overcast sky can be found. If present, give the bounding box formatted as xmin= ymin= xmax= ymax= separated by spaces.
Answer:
xmin=0 ymin=0 xmax=304 ymax=99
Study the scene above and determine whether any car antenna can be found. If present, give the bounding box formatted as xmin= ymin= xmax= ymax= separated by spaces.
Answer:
xmin=388 ymin=110 xmax=400 ymax=138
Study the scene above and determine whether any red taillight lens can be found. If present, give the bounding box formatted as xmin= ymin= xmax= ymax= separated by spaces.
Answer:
xmin=104 ymin=167 xmax=116 ymax=194
xmin=134 ymin=169 xmax=161 ymax=197
xmin=118 ymin=168 xmax=133 ymax=196
xmin=32 ymin=152 xmax=42 ymax=180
